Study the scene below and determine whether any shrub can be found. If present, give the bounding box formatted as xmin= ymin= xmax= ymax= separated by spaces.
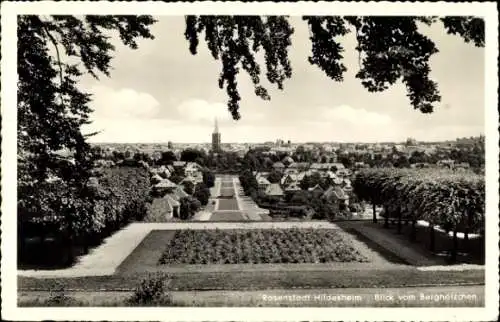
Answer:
xmin=127 ymin=273 xmax=173 ymax=306
xmin=45 ymin=282 xmax=79 ymax=307
xmin=193 ymin=183 xmax=210 ymax=205
xmin=202 ymin=170 xmax=215 ymax=188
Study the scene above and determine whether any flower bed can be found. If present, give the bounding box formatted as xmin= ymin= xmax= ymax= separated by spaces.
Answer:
xmin=158 ymin=229 xmax=368 ymax=265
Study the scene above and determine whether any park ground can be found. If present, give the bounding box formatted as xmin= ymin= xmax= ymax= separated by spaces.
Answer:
xmin=17 ymin=175 xmax=485 ymax=307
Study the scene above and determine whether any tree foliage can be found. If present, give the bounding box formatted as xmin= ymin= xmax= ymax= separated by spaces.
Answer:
xmin=18 ymin=15 xmax=156 ymax=245
xmin=352 ymin=168 xmax=485 ymax=234
xmin=185 ymin=16 xmax=484 ymax=118
xmin=193 ymin=183 xmax=211 ymax=206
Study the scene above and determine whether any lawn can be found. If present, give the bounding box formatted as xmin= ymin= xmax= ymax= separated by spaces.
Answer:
xmin=216 ymin=198 xmax=239 ymax=210
xmin=18 ymin=269 xmax=485 ymax=292
xmin=210 ymin=212 xmax=246 ymax=221
xmin=158 ymin=229 xmax=369 ymax=265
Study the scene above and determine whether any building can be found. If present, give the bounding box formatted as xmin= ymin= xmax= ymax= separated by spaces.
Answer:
xmin=211 ymin=118 xmax=221 ymax=152
xmin=265 ymin=183 xmax=285 ymax=198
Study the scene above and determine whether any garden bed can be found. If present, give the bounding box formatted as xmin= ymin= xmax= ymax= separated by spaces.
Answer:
xmin=158 ymin=229 xmax=369 ymax=265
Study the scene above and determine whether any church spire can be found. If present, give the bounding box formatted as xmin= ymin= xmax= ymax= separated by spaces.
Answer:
xmin=214 ymin=118 xmax=219 ymax=133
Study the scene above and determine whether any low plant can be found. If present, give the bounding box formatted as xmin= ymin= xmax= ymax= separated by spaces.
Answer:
xmin=127 ymin=273 xmax=173 ymax=306
xmin=45 ymin=282 xmax=79 ymax=307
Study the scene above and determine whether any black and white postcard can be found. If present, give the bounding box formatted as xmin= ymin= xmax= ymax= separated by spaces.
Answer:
xmin=1 ymin=1 xmax=499 ymax=321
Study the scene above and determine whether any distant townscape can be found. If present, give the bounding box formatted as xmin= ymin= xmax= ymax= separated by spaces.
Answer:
xmin=90 ymin=120 xmax=485 ymax=173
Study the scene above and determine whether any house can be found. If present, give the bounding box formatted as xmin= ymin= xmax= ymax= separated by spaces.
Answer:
xmin=325 ymin=170 xmax=338 ymax=180
xmin=354 ymin=162 xmax=368 ymax=169
xmin=150 ymin=195 xmax=180 ymax=220
xmin=255 ymin=172 xmax=270 ymax=179
xmin=437 ymin=159 xmax=455 ymax=168
xmin=310 ymin=162 xmax=345 ymax=172
xmin=172 ymin=161 xmax=187 ymax=168
xmin=282 ymin=156 xmax=295 ymax=166
xmin=184 ymin=162 xmax=201 ymax=177
xmin=284 ymin=182 xmax=301 ymax=193
xmin=153 ymin=178 xmax=177 ymax=193
xmin=164 ymin=194 xmax=181 ymax=218
xmin=336 ymin=168 xmax=352 ymax=177
xmin=265 ymin=183 xmax=285 ymax=198
xmin=280 ymin=173 xmax=298 ymax=187
xmin=150 ymin=174 xmax=164 ymax=185
xmin=308 ymin=184 xmax=324 ymax=194
xmin=171 ymin=186 xmax=189 ymax=200
xmin=332 ymin=177 xmax=343 ymax=185
xmin=157 ymin=166 xmax=171 ymax=179
xmin=272 ymin=162 xmax=286 ymax=170
xmin=310 ymin=163 xmax=325 ymax=171
xmin=296 ymin=171 xmax=307 ymax=182
xmin=322 ymin=186 xmax=349 ymax=205
xmin=331 ymin=163 xmax=346 ymax=171
xmin=257 ymin=176 xmax=271 ymax=191
xmin=288 ymin=162 xmax=310 ymax=171
xmin=283 ymin=167 xmax=298 ymax=175
xmin=93 ymin=159 xmax=115 ymax=168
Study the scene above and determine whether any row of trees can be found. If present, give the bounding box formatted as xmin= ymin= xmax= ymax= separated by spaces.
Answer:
xmin=352 ymin=168 xmax=485 ymax=262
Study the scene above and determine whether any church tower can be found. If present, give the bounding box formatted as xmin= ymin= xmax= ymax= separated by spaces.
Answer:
xmin=211 ymin=118 xmax=221 ymax=152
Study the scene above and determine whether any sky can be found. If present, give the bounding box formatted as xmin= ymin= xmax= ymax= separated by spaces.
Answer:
xmin=80 ymin=16 xmax=485 ymax=143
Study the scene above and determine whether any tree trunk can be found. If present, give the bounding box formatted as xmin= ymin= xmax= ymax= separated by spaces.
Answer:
xmin=83 ymin=234 xmax=89 ymax=254
xmin=397 ymin=212 xmax=402 ymax=234
xmin=66 ymin=234 xmax=74 ymax=267
xmin=451 ymin=229 xmax=458 ymax=263
xmin=464 ymin=213 xmax=471 ymax=252
xmin=384 ymin=214 xmax=389 ymax=228
xmin=429 ymin=224 xmax=435 ymax=252
xmin=410 ymin=220 xmax=417 ymax=242
xmin=372 ymin=203 xmax=377 ymax=223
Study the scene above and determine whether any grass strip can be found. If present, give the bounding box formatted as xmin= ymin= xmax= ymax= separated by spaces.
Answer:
xmin=18 ymin=268 xmax=484 ymax=292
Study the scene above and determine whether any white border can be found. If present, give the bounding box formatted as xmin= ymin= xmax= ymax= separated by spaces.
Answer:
xmin=1 ymin=1 xmax=498 ymax=321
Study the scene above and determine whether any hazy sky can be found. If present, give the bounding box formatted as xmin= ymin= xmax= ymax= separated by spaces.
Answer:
xmin=81 ymin=16 xmax=485 ymax=143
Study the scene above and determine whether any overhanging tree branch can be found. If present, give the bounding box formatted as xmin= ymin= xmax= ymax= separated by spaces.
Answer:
xmin=37 ymin=17 xmax=65 ymax=105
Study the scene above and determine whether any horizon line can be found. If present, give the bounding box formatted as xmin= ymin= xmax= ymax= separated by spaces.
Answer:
xmin=89 ymin=136 xmax=484 ymax=145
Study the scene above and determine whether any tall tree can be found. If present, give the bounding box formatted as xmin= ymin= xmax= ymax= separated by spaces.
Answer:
xmin=184 ymin=16 xmax=484 ymax=119
xmin=160 ymin=150 xmax=178 ymax=165
xmin=18 ymin=15 xmax=156 ymax=240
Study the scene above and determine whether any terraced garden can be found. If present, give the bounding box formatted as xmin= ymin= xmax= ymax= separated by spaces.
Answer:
xmin=158 ymin=229 xmax=369 ymax=265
